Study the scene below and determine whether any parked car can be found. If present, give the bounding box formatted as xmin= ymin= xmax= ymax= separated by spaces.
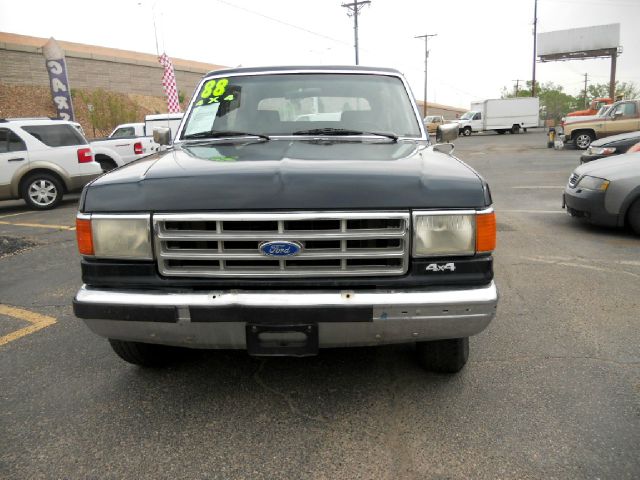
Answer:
xmin=562 ymin=104 xmax=613 ymax=128
xmin=566 ymin=97 xmax=613 ymax=118
xmin=563 ymin=151 xmax=640 ymax=234
xmin=90 ymin=114 xmax=184 ymax=172
xmin=558 ymin=99 xmax=640 ymax=150
xmin=108 ymin=122 xmax=145 ymax=138
xmin=580 ymin=130 xmax=640 ymax=163
xmin=453 ymin=98 xmax=539 ymax=135
xmin=0 ymin=118 xmax=102 ymax=209
xmin=72 ymin=65 xmax=498 ymax=374
xmin=423 ymin=115 xmax=445 ymax=134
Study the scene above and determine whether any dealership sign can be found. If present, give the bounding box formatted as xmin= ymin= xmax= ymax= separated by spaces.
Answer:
xmin=42 ymin=37 xmax=75 ymax=121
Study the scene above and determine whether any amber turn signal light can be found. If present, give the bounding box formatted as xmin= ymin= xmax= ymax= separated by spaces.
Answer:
xmin=76 ymin=217 xmax=94 ymax=256
xmin=476 ymin=211 xmax=496 ymax=252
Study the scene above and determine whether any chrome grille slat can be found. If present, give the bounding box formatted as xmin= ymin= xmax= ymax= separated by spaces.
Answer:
xmin=157 ymin=229 xmax=406 ymax=240
xmin=154 ymin=212 xmax=410 ymax=278
xmin=159 ymin=249 xmax=406 ymax=260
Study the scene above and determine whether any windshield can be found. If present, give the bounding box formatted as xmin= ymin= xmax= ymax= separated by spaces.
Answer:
xmin=598 ymin=105 xmax=612 ymax=116
xmin=181 ymin=73 xmax=422 ymax=139
xmin=459 ymin=111 xmax=475 ymax=120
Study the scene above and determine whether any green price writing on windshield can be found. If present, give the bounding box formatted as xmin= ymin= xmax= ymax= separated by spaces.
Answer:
xmin=195 ymin=79 xmax=235 ymax=106
xmin=201 ymin=79 xmax=229 ymax=98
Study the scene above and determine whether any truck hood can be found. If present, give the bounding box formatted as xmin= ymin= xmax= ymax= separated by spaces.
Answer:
xmin=574 ymin=151 xmax=640 ymax=181
xmin=82 ymin=139 xmax=487 ymax=212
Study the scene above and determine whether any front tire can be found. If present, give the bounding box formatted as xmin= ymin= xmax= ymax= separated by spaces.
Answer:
xmin=416 ymin=337 xmax=469 ymax=373
xmin=574 ymin=131 xmax=594 ymax=150
xmin=462 ymin=127 xmax=472 ymax=136
xmin=627 ymin=199 xmax=640 ymax=235
xmin=511 ymin=124 xmax=520 ymax=134
xmin=108 ymin=339 xmax=179 ymax=367
xmin=21 ymin=173 xmax=63 ymax=210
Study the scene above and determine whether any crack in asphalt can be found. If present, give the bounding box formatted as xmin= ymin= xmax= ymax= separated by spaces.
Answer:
xmin=252 ymin=359 xmax=327 ymax=423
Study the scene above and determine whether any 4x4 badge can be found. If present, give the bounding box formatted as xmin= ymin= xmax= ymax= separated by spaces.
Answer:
xmin=426 ymin=263 xmax=456 ymax=272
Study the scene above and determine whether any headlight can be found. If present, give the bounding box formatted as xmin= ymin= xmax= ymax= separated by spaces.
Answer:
xmin=577 ymin=175 xmax=610 ymax=191
xmin=412 ymin=209 xmax=495 ymax=257
xmin=76 ymin=214 xmax=152 ymax=259
xmin=588 ymin=147 xmax=616 ymax=155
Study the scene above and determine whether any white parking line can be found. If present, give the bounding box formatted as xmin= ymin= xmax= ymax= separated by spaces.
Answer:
xmin=0 ymin=211 xmax=39 ymax=219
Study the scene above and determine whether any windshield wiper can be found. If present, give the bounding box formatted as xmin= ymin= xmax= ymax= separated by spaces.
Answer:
xmin=183 ymin=130 xmax=270 ymax=141
xmin=292 ymin=128 xmax=398 ymax=141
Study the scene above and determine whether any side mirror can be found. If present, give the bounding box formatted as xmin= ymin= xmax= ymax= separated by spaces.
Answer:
xmin=436 ymin=123 xmax=458 ymax=143
xmin=153 ymin=127 xmax=172 ymax=145
xmin=612 ymin=111 xmax=623 ymax=120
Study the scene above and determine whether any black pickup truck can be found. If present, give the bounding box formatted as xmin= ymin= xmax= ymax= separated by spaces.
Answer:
xmin=73 ymin=66 xmax=498 ymax=373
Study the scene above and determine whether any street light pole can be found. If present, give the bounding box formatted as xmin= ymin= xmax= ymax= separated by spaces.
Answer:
xmin=415 ymin=33 xmax=437 ymax=117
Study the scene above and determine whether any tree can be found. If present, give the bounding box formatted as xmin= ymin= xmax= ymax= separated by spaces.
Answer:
xmin=587 ymin=81 xmax=639 ymax=101
xmin=502 ymin=81 xmax=579 ymax=121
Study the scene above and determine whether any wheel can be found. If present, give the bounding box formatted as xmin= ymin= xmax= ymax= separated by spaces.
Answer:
xmin=627 ymin=199 xmax=640 ymax=235
xmin=574 ymin=131 xmax=594 ymax=150
xmin=510 ymin=124 xmax=520 ymax=134
xmin=96 ymin=156 xmax=117 ymax=172
xmin=415 ymin=337 xmax=469 ymax=373
xmin=462 ymin=127 xmax=472 ymax=136
xmin=21 ymin=172 xmax=63 ymax=210
xmin=108 ymin=339 xmax=179 ymax=367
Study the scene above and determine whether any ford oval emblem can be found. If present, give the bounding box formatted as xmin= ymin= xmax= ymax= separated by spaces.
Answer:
xmin=259 ymin=241 xmax=303 ymax=257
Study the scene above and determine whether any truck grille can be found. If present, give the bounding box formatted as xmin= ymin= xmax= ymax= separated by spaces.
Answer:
xmin=153 ymin=212 xmax=410 ymax=277
xmin=568 ymin=173 xmax=580 ymax=188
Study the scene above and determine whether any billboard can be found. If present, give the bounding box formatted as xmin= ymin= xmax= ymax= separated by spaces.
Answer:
xmin=538 ymin=24 xmax=620 ymax=58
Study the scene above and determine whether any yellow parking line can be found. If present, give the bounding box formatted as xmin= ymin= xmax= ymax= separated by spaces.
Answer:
xmin=0 ymin=220 xmax=75 ymax=231
xmin=0 ymin=304 xmax=57 ymax=346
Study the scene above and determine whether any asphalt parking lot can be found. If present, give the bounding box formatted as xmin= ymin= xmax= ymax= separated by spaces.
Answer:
xmin=1 ymin=130 xmax=638 ymax=479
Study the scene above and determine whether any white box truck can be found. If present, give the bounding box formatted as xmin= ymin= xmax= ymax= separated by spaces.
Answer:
xmin=454 ymin=98 xmax=540 ymax=136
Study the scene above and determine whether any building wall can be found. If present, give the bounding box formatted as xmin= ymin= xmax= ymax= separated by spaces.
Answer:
xmin=1 ymin=32 xmax=467 ymax=118
xmin=0 ymin=33 xmax=224 ymax=98
xmin=415 ymin=101 xmax=466 ymax=120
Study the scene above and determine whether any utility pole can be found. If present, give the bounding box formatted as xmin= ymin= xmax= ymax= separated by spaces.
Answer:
xmin=531 ymin=0 xmax=538 ymax=97
xmin=583 ymin=73 xmax=589 ymax=108
xmin=512 ymin=79 xmax=524 ymax=97
xmin=342 ymin=0 xmax=371 ymax=65
xmin=415 ymin=33 xmax=437 ymax=117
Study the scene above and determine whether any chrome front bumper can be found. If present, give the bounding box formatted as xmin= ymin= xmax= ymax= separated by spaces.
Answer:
xmin=74 ymin=282 xmax=498 ymax=349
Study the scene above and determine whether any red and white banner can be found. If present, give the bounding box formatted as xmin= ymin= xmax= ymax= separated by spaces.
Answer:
xmin=158 ymin=53 xmax=181 ymax=113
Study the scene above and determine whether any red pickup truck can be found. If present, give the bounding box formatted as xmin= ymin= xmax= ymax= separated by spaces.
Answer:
xmin=567 ymin=98 xmax=613 ymax=117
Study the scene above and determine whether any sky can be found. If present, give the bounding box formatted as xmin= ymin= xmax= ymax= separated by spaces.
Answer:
xmin=1 ymin=0 xmax=639 ymax=109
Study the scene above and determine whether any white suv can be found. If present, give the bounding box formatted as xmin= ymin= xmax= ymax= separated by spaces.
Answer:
xmin=0 ymin=118 xmax=102 ymax=209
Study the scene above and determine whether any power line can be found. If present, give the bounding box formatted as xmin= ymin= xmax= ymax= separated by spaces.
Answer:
xmin=342 ymin=1 xmax=371 ymax=65
xmin=539 ymin=0 xmax=639 ymax=7
xmin=213 ymin=0 xmax=352 ymax=48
